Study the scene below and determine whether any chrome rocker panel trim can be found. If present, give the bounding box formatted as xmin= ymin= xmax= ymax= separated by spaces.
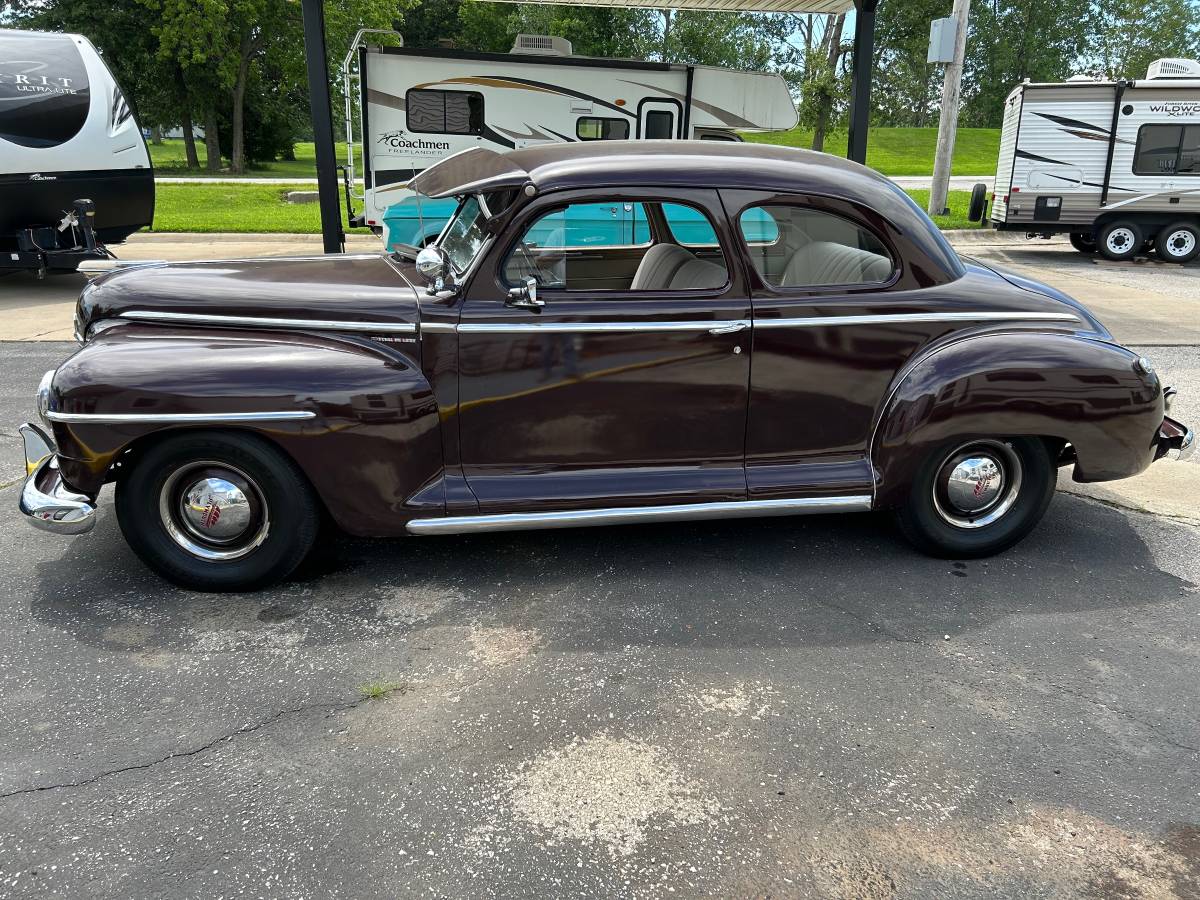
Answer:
xmin=119 ymin=310 xmax=418 ymax=334
xmin=46 ymin=410 xmax=316 ymax=425
xmin=18 ymin=424 xmax=96 ymax=535
xmin=753 ymin=311 xmax=1080 ymax=329
xmin=406 ymin=494 xmax=873 ymax=536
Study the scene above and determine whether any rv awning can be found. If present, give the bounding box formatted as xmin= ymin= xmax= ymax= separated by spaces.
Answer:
xmin=483 ymin=0 xmax=855 ymax=12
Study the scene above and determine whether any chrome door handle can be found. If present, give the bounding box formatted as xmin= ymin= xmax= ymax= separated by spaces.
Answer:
xmin=708 ymin=322 xmax=748 ymax=335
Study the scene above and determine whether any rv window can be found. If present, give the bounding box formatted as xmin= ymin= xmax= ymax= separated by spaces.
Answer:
xmin=406 ymin=89 xmax=484 ymax=136
xmin=576 ymin=117 xmax=630 ymax=141
xmin=1133 ymin=124 xmax=1200 ymax=176
xmin=738 ymin=205 xmax=892 ymax=288
xmin=644 ymin=110 xmax=674 ymax=139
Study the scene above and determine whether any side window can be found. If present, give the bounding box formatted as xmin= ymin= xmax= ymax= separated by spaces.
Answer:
xmin=406 ymin=89 xmax=484 ymax=136
xmin=1133 ymin=124 xmax=1200 ymax=176
xmin=644 ymin=110 xmax=674 ymax=139
xmin=662 ymin=203 xmax=718 ymax=247
xmin=504 ymin=200 xmax=728 ymax=292
xmin=577 ymin=117 xmax=630 ymax=141
xmin=739 ymin=205 xmax=893 ymax=288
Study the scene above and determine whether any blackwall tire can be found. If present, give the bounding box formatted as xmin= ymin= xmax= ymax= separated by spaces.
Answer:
xmin=1098 ymin=220 xmax=1143 ymax=261
xmin=1154 ymin=221 xmax=1200 ymax=264
xmin=894 ymin=437 xmax=1056 ymax=559
xmin=116 ymin=431 xmax=319 ymax=592
xmin=1068 ymin=232 xmax=1097 ymax=254
xmin=967 ymin=183 xmax=988 ymax=223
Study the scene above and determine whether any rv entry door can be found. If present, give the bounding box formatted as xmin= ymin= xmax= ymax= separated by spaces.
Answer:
xmin=638 ymin=99 xmax=682 ymax=140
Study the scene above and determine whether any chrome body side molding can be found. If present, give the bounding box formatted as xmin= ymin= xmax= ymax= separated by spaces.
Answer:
xmin=406 ymin=494 xmax=873 ymax=535
xmin=46 ymin=410 xmax=316 ymax=425
xmin=119 ymin=310 xmax=418 ymax=334
xmin=456 ymin=319 xmax=750 ymax=334
xmin=754 ymin=311 xmax=1079 ymax=329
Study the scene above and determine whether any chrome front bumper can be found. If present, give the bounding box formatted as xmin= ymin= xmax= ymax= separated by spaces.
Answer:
xmin=1158 ymin=416 xmax=1195 ymax=463
xmin=17 ymin=423 xmax=96 ymax=535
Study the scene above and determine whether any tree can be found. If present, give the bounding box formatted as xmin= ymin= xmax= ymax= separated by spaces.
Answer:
xmin=1090 ymin=0 xmax=1200 ymax=80
xmin=797 ymin=14 xmax=849 ymax=150
xmin=872 ymin=0 xmax=944 ymax=126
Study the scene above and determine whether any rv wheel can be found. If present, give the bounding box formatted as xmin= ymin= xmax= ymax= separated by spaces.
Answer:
xmin=1154 ymin=221 xmax=1200 ymax=264
xmin=1068 ymin=232 xmax=1096 ymax=254
xmin=1097 ymin=220 xmax=1142 ymax=261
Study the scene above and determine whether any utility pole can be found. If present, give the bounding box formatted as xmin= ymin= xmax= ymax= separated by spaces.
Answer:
xmin=928 ymin=0 xmax=971 ymax=216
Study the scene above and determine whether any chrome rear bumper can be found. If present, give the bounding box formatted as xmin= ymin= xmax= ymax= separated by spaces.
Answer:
xmin=17 ymin=423 xmax=96 ymax=535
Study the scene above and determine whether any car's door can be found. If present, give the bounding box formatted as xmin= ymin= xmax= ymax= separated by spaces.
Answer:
xmin=455 ymin=187 xmax=751 ymax=513
xmin=723 ymin=190 xmax=962 ymax=501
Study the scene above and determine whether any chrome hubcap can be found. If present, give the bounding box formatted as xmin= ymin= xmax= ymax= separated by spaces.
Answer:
xmin=1106 ymin=228 xmax=1135 ymax=254
xmin=1165 ymin=230 xmax=1195 ymax=258
xmin=932 ymin=441 xmax=1023 ymax=529
xmin=159 ymin=462 xmax=269 ymax=560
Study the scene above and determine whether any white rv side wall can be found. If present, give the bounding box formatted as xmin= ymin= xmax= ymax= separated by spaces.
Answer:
xmin=989 ymin=86 xmax=1023 ymax=221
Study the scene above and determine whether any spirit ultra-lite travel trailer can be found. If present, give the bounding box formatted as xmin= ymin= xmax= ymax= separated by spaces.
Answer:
xmin=344 ymin=34 xmax=798 ymax=249
xmin=0 ymin=29 xmax=153 ymax=274
xmin=986 ymin=58 xmax=1200 ymax=263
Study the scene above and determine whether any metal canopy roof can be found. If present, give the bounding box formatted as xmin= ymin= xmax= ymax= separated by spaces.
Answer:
xmin=482 ymin=0 xmax=856 ymax=12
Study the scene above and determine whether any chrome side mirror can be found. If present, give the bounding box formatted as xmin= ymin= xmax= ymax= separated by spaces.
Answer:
xmin=506 ymin=277 xmax=543 ymax=310
xmin=415 ymin=245 xmax=451 ymax=295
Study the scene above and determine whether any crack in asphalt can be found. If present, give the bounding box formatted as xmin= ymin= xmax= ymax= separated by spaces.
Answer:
xmin=0 ymin=693 xmax=369 ymax=801
xmin=1060 ymin=487 xmax=1200 ymax=529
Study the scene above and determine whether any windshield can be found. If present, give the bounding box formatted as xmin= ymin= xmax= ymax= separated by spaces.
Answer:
xmin=439 ymin=195 xmax=488 ymax=275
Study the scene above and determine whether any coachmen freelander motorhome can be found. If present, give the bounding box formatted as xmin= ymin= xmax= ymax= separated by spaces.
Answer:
xmin=0 ymin=29 xmax=153 ymax=274
xmin=343 ymin=34 xmax=798 ymax=250
xmin=983 ymin=58 xmax=1200 ymax=263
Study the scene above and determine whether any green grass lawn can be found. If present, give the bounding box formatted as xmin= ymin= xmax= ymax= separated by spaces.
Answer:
xmin=149 ymin=183 xmax=973 ymax=234
xmin=149 ymin=140 xmax=351 ymax=178
xmin=150 ymin=127 xmax=1000 ymax=180
xmin=741 ymin=127 xmax=1000 ymax=176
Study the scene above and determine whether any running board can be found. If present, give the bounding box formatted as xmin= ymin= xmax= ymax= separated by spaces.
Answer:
xmin=405 ymin=495 xmax=874 ymax=536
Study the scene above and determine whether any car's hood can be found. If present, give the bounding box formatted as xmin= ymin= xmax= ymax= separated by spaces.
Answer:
xmin=960 ymin=256 xmax=1112 ymax=340
xmin=77 ymin=253 xmax=421 ymax=338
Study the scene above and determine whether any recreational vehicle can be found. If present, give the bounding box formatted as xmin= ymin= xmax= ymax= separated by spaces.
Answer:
xmin=0 ymin=29 xmax=153 ymax=274
xmin=984 ymin=58 xmax=1200 ymax=263
xmin=343 ymin=34 xmax=798 ymax=250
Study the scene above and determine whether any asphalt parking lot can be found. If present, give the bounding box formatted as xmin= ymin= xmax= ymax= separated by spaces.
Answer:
xmin=1 ymin=246 xmax=1198 ymax=897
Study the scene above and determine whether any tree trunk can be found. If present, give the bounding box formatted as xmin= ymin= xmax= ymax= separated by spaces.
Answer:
xmin=811 ymin=13 xmax=845 ymax=153
xmin=230 ymin=30 xmax=255 ymax=174
xmin=150 ymin=125 xmax=163 ymax=145
xmin=181 ymin=107 xmax=199 ymax=168
xmin=662 ymin=9 xmax=672 ymax=62
xmin=204 ymin=109 xmax=221 ymax=172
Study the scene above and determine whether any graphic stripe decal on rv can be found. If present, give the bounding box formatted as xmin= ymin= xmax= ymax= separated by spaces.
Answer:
xmin=414 ymin=76 xmax=633 ymax=118
xmin=367 ymin=89 xmax=405 ymax=112
xmin=1014 ymin=150 xmax=1134 ymax=192
xmin=618 ymin=80 xmax=756 ymax=129
xmin=1030 ymin=112 xmax=1135 ymax=146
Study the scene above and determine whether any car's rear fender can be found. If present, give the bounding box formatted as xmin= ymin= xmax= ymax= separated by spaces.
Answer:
xmin=871 ymin=331 xmax=1164 ymax=507
xmin=47 ymin=324 xmax=445 ymax=536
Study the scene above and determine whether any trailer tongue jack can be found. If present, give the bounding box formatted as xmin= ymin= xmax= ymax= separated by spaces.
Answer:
xmin=5 ymin=198 xmax=116 ymax=279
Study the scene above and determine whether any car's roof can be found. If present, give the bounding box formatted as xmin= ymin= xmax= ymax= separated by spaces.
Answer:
xmin=408 ymin=140 xmax=896 ymax=203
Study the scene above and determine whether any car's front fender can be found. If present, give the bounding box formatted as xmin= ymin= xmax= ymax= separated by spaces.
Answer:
xmin=871 ymin=331 xmax=1164 ymax=507
xmin=47 ymin=324 xmax=444 ymax=536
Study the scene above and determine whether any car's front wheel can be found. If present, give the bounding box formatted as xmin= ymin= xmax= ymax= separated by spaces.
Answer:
xmin=116 ymin=431 xmax=319 ymax=592
xmin=894 ymin=437 xmax=1057 ymax=558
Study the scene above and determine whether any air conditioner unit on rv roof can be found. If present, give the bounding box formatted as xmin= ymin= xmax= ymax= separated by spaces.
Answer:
xmin=512 ymin=34 xmax=572 ymax=57
xmin=1146 ymin=58 xmax=1200 ymax=79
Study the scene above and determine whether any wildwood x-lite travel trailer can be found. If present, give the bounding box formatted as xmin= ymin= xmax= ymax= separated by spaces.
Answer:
xmin=0 ymin=29 xmax=153 ymax=274
xmin=984 ymin=58 xmax=1200 ymax=263
xmin=343 ymin=34 xmax=798 ymax=249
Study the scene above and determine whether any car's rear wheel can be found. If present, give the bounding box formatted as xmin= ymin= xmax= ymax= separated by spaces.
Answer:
xmin=1154 ymin=221 xmax=1200 ymax=264
xmin=116 ymin=431 xmax=319 ymax=592
xmin=1097 ymin=220 xmax=1142 ymax=261
xmin=1068 ymin=231 xmax=1096 ymax=254
xmin=894 ymin=437 xmax=1056 ymax=558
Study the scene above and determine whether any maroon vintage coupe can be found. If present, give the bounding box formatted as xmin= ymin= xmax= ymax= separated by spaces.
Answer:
xmin=18 ymin=142 xmax=1193 ymax=591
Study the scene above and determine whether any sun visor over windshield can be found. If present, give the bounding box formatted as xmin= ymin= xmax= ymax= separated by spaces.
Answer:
xmin=408 ymin=147 xmax=530 ymax=199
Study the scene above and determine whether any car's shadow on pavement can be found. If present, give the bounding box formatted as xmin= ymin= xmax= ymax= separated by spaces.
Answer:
xmin=27 ymin=490 xmax=1193 ymax=655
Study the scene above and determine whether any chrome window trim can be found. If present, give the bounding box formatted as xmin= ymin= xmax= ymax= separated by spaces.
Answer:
xmin=457 ymin=319 xmax=750 ymax=334
xmin=407 ymin=494 xmax=873 ymax=535
xmin=754 ymin=311 xmax=1079 ymax=329
xmin=46 ymin=411 xmax=316 ymax=424
xmin=119 ymin=310 xmax=418 ymax=334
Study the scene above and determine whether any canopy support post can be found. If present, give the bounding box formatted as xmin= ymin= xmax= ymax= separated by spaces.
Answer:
xmin=301 ymin=0 xmax=345 ymax=254
xmin=846 ymin=0 xmax=878 ymax=165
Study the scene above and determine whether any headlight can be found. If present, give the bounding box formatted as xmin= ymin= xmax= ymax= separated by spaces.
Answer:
xmin=35 ymin=369 xmax=55 ymax=426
